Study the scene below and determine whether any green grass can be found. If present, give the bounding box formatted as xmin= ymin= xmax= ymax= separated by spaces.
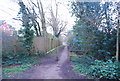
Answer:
xmin=2 ymin=54 xmax=39 ymax=78
xmin=46 ymin=45 xmax=63 ymax=55
xmin=3 ymin=64 xmax=32 ymax=78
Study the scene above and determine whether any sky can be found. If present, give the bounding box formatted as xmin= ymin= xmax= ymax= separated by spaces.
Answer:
xmin=0 ymin=0 xmax=75 ymax=33
xmin=0 ymin=0 xmax=120 ymax=28
xmin=0 ymin=0 xmax=19 ymax=20
xmin=0 ymin=0 xmax=21 ymax=29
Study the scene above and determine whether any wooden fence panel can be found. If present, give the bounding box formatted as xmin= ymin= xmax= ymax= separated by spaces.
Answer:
xmin=2 ymin=33 xmax=61 ymax=54
xmin=32 ymin=37 xmax=61 ymax=53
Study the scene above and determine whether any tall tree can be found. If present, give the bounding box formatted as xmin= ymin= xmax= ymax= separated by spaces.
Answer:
xmin=18 ymin=0 xmax=34 ymax=55
xmin=37 ymin=0 xmax=47 ymax=37
xmin=29 ymin=0 xmax=47 ymax=37
xmin=17 ymin=0 xmax=47 ymax=37
xmin=69 ymin=1 xmax=117 ymax=60
xmin=26 ymin=5 xmax=42 ymax=36
xmin=47 ymin=0 xmax=67 ymax=38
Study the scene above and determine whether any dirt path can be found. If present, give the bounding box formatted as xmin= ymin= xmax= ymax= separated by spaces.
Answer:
xmin=6 ymin=46 xmax=87 ymax=79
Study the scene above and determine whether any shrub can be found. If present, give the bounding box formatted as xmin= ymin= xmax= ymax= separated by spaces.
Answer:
xmin=2 ymin=53 xmax=37 ymax=66
xmin=71 ymin=55 xmax=120 ymax=80
xmin=71 ymin=55 xmax=94 ymax=75
xmin=90 ymin=59 xmax=120 ymax=80
xmin=3 ymin=64 xmax=32 ymax=77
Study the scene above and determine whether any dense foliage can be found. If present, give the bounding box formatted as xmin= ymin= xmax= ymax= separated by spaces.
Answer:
xmin=18 ymin=1 xmax=34 ymax=55
xmin=69 ymin=1 xmax=120 ymax=80
xmin=71 ymin=55 xmax=120 ymax=79
xmin=90 ymin=59 xmax=120 ymax=79
xmin=69 ymin=2 xmax=118 ymax=60
xmin=2 ymin=53 xmax=37 ymax=66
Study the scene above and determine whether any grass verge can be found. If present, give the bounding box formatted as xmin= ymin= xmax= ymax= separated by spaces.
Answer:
xmin=3 ymin=64 xmax=32 ymax=78
xmin=2 ymin=56 xmax=38 ymax=78
xmin=47 ymin=45 xmax=63 ymax=55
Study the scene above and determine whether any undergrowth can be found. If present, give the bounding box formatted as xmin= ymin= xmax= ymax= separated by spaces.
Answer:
xmin=3 ymin=64 xmax=32 ymax=78
xmin=2 ymin=46 xmax=63 ymax=78
xmin=2 ymin=53 xmax=38 ymax=66
xmin=70 ymin=53 xmax=120 ymax=80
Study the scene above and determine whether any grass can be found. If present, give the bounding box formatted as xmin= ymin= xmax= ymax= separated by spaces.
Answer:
xmin=34 ymin=45 xmax=63 ymax=57
xmin=47 ymin=45 xmax=63 ymax=55
xmin=3 ymin=64 xmax=32 ymax=78
xmin=2 ymin=54 xmax=39 ymax=78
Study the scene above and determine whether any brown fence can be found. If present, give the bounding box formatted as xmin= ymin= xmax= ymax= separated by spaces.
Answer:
xmin=33 ymin=37 xmax=61 ymax=53
xmin=2 ymin=32 xmax=25 ymax=54
xmin=2 ymin=32 xmax=61 ymax=54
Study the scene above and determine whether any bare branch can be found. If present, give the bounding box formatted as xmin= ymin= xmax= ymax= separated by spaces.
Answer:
xmin=29 ymin=0 xmax=38 ymax=8
xmin=12 ymin=18 xmax=23 ymax=22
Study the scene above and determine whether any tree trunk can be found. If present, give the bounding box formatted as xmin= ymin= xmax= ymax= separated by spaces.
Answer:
xmin=32 ymin=21 xmax=39 ymax=36
xmin=37 ymin=0 xmax=47 ymax=37
xmin=116 ymin=19 xmax=119 ymax=61
xmin=34 ymin=20 xmax=42 ymax=36
xmin=116 ymin=2 xmax=120 ymax=61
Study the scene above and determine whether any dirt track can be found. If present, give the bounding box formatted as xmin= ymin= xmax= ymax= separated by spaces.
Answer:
xmin=5 ymin=46 xmax=87 ymax=79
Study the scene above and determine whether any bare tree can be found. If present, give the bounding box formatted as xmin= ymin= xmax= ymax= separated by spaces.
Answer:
xmin=47 ymin=0 xmax=67 ymax=38
xmin=26 ymin=5 xmax=41 ymax=36
xmin=29 ymin=0 xmax=47 ymax=37
xmin=17 ymin=0 xmax=47 ymax=37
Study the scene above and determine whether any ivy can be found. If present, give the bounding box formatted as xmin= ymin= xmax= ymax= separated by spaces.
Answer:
xmin=18 ymin=2 xmax=35 ymax=55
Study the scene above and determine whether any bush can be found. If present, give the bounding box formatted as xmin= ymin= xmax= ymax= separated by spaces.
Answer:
xmin=72 ymin=56 xmax=120 ymax=80
xmin=71 ymin=55 xmax=94 ymax=75
xmin=2 ymin=53 xmax=37 ymax=66
xmin=90 ymin=59 xmax=120 ymax=80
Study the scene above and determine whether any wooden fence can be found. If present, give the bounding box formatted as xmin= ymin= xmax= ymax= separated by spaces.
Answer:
xmin=33 ymin=37 xmax=61 ymax=53
xmin=2 ymin=32 xmax=61 ymax=54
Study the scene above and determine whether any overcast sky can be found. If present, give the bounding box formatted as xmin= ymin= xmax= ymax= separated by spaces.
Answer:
xmin=0 ymin=0 xmax=19 ymax=20
xmin=0 ymin=0 xmax=21 ymax=29
xmin=0 ymin=0 xmax=75 ymax=33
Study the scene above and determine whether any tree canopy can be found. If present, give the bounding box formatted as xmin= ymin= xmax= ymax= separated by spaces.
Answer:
xmin=68 ymin=1 xmax=120 ymax=61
